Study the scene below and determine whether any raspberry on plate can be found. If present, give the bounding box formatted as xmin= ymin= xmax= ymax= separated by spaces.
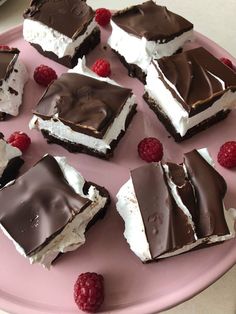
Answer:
xmin=92 ymin=59 xmax=111 ymax=77
xmin=219 ymin=57 xmax=234 ymax=70
xmin=217 ymin=141 xmax=236 ymax=168
xmin=138 ymin=137 xmax=163 ymax=162
xmin=95 ymin=8 xmax=111 ymax=27
xmin=33 ymin=64 xmax=57 ymax=87
xmin=7 ymin=131 xmax=31 ymax=153
xmin=74 ymin=272 xmax=104 ymax=313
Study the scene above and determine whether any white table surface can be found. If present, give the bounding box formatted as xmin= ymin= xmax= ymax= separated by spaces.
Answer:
xmin=0 ymin=1 xmax=236 ymax=313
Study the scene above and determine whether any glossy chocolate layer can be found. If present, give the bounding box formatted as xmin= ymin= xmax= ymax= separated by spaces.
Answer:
xmin=23 ymin=0 xmax=94 ymax=39
xmin=33 ymin=73 xmax=132 ymax=138
xmin=155 ymin=47 xmax=236 ymax=115
xmin=0 ymin=49 xmax=19 ymax=81
xmin=0 ymin=155 xmax=91 ymax=255
xmin=131 ymin=163 xmax=195 ymax=259
xmin=184 ymin=150 xmax=229 ymax=238
xmin=112 ymin=0 xmax=193 ymax=42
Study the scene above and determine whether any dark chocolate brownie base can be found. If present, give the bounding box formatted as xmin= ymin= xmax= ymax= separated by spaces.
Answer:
xmin=40 ymin=104 xmax=137 ymax=159
xmin=30 ymin=27 xmax=101 ymax=68
xmin=143 ymin=92 xmax=230 ymax=142
xmin=0 ymin=157 xmax=24 ymax=188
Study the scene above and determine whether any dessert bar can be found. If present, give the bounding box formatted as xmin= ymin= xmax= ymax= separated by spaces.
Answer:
xmin=144 ymin=47 xmax=236 ymax=141
xmin=0 ymin=154 xmax=110 ymax=268
xmin=116 ymin=149 xmax=235 ymax=262
xmin=23 ymin=0 xmax=100 ymax=68
xmin=108 ymin=0 xmax=193 ymax=83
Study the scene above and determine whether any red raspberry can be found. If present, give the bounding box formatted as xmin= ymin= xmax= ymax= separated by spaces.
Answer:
xmin=217 ymin=141 xmax=236 ymax=168
xmin=0 ymin=45 xmax=10 ymax=51
xmin=74 ymin=272 xmax=104 ymax=313
xmin=138 ymin=137 xmax=163 ymax=162
xmin=220 ymin=57 xmax=234 ymax=70
xmin=33 ymin=64 xmax=57 ymax=87
xmin=92 ymin=59 xmax=111 ymax=77
xmin=95 ymin=8 xmax=111 ymax=27
xmin=7 ymin=131 xmax=31 ymax=153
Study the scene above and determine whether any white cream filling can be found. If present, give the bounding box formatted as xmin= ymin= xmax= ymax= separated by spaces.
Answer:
xmin=23 ymin=19 xmax=97 ymax=59
xmin=116 ymin=149 xmax=236 ymax=262
xmin=0 ymin=139 xmax=22 ymax=177
xmin=108 ymin=20 xmax=193 ymax=73
xmin=29 ymin=94 xmax=136 ymax=154
xmin=145 ymin=61 xmax=236 ymax=136
xmin=0 ymin=59 xmax=28 ymax=116
xmin=0 ymin=156 xmax=107 ymax=268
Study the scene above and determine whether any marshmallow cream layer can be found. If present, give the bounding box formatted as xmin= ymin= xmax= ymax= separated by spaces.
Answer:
xmin=23 ymin=19 xmax=98 ymax=59
xmin=108 ymin=20 xmax=193 ymax=74
xmin=145 ymin=60 xmax=236 ymax=136
xmin=0 ymin=60 xmax=28 ymax=116
xmin=116 ymin=149 xmax=236 ymax=262
xmin=0 ymin=139 xmax=22 ymax=177
xmin=0 ymin=156 xmax=108 ymax=268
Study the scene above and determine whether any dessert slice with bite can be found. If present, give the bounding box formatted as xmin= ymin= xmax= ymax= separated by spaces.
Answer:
xmin=23 ymin=0 xmax=101 ymax=68
xmin=144 ymin=47 xmax=236 ymax=141
xmin=108 ymin=0 xmax=193 ymax=83
xmin=0 ymin=154 xmax=110 ymax=268
xmin=29 ymin=58 xmax=137 ymax=159
xmin=0 ymin=47 xmax=28 ymax=120
xmin=116 ymin=149 xmax=236 ymax=262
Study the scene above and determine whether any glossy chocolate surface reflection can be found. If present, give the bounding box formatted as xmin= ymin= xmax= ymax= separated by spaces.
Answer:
xmin=0 ymin=155 xmax=91 ymax=255
xmin=23 ymin=0 xmax=94 ymax=39
xmin=112 ymin=0 xmax=193 ymax=42
xmin=33 ymin=73 xmax=132 ymax=138
xmin=0 ymin=49 xmax=19 ymax=81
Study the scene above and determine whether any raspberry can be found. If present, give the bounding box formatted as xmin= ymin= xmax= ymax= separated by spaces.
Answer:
xmin=33 ymin=64 xmax=57 ymax=87
xmin=92 ymin=59 xmax=111 ymax=77
xmin=220 ymin=57 xmax=234 ymax=70
xmin=95 ymin=8 xmax=111 ymax=27
xmin=0 ymin=45 xmax=10 ymax=51
xmin=7 ymin=131 xmax=31 ymax=153
xmin=138 ymin=137 xmax=163 ymax=162
xmin=74 ymin=272 xmax=104 ymax=313
xmin=217 ymin=141 xmax=236 ymax=168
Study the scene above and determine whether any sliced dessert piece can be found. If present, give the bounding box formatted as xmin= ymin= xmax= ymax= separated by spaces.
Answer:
xmin=108 ymin=0 xmax=193 ymax=83
xmin=0 ymin=154 xmax=110 ymax=268
xmin=144 ymin=47 xmax=236 ymax=141
xmin=23 ymin=0 xmax=100 ymax=68
xmin=116 ymin=149 xmax=235 ymax=262
xmin=29 ymin=59 xmax=137 ymax=159
xmin=0 ymin=132 xmax=24 ymax=188
xmin=0 ymin=48 xmax=28 ymax=120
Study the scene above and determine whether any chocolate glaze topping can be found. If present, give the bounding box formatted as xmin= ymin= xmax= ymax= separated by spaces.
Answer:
xmin=0 ymin=49 xmax=19 ymax=81
xmin=33 ymin=73 xmax=132 ymax=138
xmin=0 ymin=155 xmax=91 ymax=255
xmin=155 ymin=47 xmax=236 ymax=116
xmin=23 ymin=0 xmax=95 ymax=39
xmin=184 ymin=150 xmax=229 ymax=238
xmin=112 ymin=0 xmax=193 ymax=42
xmin=131 ymin=163 xmax=195 ymax=259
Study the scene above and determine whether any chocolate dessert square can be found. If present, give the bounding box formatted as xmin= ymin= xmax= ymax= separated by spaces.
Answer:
xmin=116 ymin=149 xmax=235 ymax=262
xmin=108 ymin=0 xmax=193 ymax=83
xmin=0 ymin=154 xmax=110 ymax=268
xmin=144 ymin=47 xmax=236 ymax=141
xmin=0 ymin=48 xmax=28 ymax=120
xmin=29 ymin=64 xmax=137 ymax=159
xmin=0 ymin=133 xmax=24 ymax=188
xmin=23 ymin=0 xmax=100 ymax=68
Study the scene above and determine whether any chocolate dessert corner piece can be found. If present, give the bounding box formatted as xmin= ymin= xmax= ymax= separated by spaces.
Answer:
xmin=30 ymin=73 xmax=137 ymax=159
xmin=116 ymin=148 xmax=235 ymax=262
xmin=108 ymin=0 xmax=193 ymax=83
xmin=0 ymin=154 xmax=110 ymax=268
xmin=144 ymin=47 xmax=236 ymax=141
xmin=0 ymin=48 xmax=28 ymax=120
xmin=23 ymin=0 xmax=100 ymax=68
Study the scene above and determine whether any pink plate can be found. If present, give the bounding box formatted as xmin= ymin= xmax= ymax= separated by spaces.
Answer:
xmin=0 ymin=25 xmax=236 ymax=314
